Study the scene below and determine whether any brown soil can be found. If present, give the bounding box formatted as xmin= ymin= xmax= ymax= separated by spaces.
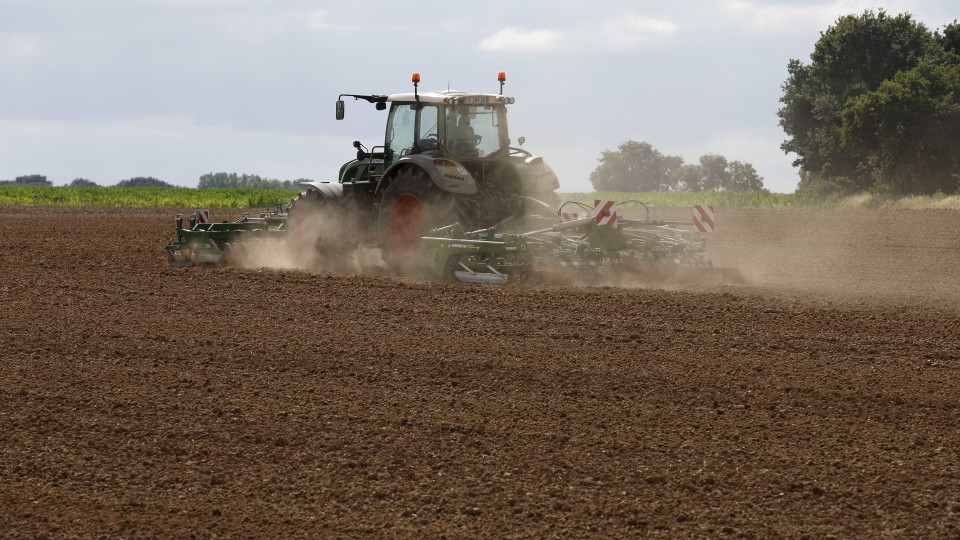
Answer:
xmin=1 ymin=206 xmax=959 ymax=538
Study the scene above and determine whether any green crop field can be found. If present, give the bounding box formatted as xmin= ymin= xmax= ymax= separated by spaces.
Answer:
xmin=2 ymin=185 xmax=957 ymax=210
xmin=0 ymin=185 xmax=798 ymax=209
xmin=0 ymin=186 xmax=299 ymax=208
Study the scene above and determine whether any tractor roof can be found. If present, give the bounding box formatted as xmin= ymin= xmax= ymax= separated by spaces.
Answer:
xmin=387 ymin=90 xmax=515 ymax=105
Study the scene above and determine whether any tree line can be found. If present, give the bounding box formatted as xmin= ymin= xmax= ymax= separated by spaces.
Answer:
xmin=589 ymin=140 xmax=765 ymax=192
xmin=197 ymin=172 xmax=310 ymax=189
xmin=779 ymin=10 xmax=960 ymax=198
xmin=0 ymin=175 xmax=175 ymax=187
xmin=0 ymin=173 xmax=311 ymax=189
xmin=0 ymin=175 xmax=54 ymax=186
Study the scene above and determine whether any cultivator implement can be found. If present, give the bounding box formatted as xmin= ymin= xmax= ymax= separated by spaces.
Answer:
xmin=165 ymin=200 xmax=712 ymax=285
xmin=165 ymin=207 xmax=287 ymax=267
xmin=417 ymin=200 xmax=710 ymax=284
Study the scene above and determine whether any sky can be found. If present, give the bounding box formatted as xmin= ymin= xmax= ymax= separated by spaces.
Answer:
xmin=1 ymin=0 xmax=957 ymax=193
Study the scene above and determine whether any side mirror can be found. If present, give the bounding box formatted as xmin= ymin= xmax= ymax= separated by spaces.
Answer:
xmin=336 ymin=100 xmax=345 ymax=120
xmin=353 ymin=140 xmax=367 ymax=160
xmin=376 ymin=102 xmax=386 ymax=111
xmin=419 ymin=138 xmax=439 ymax=151
xmin=518 ymin=136 xmax=526 ymax=146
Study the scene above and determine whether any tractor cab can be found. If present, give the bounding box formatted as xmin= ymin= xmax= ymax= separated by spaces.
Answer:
xmin=382 ymin=91 xmax=513 ymax=161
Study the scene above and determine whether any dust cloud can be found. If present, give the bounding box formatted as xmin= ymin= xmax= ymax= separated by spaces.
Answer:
xmin=228 ymin=209 xmax=389 ymax=275
xmin=698 ymin=208 xmax=960 ymax=304
xmin=220 ymin=204 xmax=960 ymax=305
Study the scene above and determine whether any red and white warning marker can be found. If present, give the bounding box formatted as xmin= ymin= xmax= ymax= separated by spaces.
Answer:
xmin=692 ymin=204 xmax=715 ymax=233
xmin=594 ymin=200 xmax=617 ymax=228
xmin=561 ymin=211 xmax=581 ymax=221
xmin=195 ymin=208 xmax=211 ymax=224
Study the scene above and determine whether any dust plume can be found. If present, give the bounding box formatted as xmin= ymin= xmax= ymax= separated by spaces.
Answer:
xmin=228 ymin=208 xmax=389 ymax=275
xmin=684 ymin=207 xmax=960 ymax=304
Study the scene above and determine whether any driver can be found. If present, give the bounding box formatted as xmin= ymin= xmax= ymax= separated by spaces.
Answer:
xmin=446 ymin=109 xmax=478 ymax=156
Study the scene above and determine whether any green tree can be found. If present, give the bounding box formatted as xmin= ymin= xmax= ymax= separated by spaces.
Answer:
xmin=15 ymin=174 xmax=52 ymax=186
xmin=937 ymin=21 xmax=960 ymax=57
xmin=661 ymin=155 xmax=685 ymax=191
xmin=198 ymin=172 xmax=306 ymax=189
xmin=778 ymin=10 xmax=934 ymax=192
xmin=840 ymin=63 xmax=960 ymax=194
xmin=589 ymin=141 xmax=764 ymax=192
xmin=589 ymin=141 xmax=668 ymax=191
xmin=677 ymin=164 xmax=704 ymax=191
xmin=726 ymin=161 xmax=765 ymax=192
xmin=70 ymin=178 xmax=98 ymax=187
xmin=116 ymin=177 xmax=172 ymax=187
xmin=699 ymin=154 xmax=730 ymax=191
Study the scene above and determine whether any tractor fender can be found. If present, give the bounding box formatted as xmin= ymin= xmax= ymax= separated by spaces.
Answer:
xmin=515 ymin=155 xmax=560 ymax=192
xmin=338 ymin=159 xmax=359 ymax=183
xmin=376 ymin=155 xmax=478 ymax=197
xmin=300 ymin=181 xmax=345 ymax=204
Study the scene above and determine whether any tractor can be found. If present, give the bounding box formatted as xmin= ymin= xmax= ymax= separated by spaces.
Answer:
xmin=286 ymin=72 xmax=560 ymax=268
xmin=166 ymin=73 xmax=713 ymax=284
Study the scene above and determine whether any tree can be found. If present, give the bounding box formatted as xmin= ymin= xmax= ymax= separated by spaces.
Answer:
xmin=70 ymin=178 xmax=98 ymax=187
xmin=589 ymin=141 xmax=764 ymax=192
xmin=116 ymin=177 xmax=172 ymax=187
xmin=937 ymin=21 xmax=960 ymax=57
xmin=589 ymin=141 xmax=669 ymax=191
xmin=840 ymin=63 xmax=960 ymax=194
xmin=677 ymin=164 xmax=704 ymax=191
xmin=778 ymin=10 xmax=934 ymax=191
xmin=661 ymin=155 xmax=685 ymax=191
xmin=198 ymin=172 xmax=303 ymax=189
xmin=698 ymin=154 xmax=730 ymax=191
xmin=14 ymin=174 xmax=52 ymax=186
xmin=726 ymin=161 xmax=764 ymax=192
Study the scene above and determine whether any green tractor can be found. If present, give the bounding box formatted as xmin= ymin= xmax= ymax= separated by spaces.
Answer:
xmin=287 ymin=72 xmax=560 ymax=268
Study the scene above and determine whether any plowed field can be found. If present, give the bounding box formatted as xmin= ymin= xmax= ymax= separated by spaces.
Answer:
xmin=1 ymin=206 xmax=959 ymax=538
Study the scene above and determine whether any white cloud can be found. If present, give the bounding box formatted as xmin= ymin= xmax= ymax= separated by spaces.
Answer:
xmin=723 ymin=0 xmax=875 ymax=34
xmin=478 ymin=13 xmax=678 ymax=52
xmin=600 ymin=14 xmax=680 ymax=48
xmin=478 ymin=27 xmax=563 ymax=52
xmin=305 ymin=10 xmax=330 ymax=30
xmin=0 ymin=34 xmax=38 ymax=57
xmin=216 ymin=9 xmax=330 ymax=37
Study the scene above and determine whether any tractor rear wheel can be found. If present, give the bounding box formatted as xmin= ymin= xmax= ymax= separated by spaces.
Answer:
xmin=376 ymin=169 xmax=472 ymax=273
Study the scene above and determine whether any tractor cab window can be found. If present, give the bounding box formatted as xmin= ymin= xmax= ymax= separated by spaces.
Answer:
xmin=386 ymin=103 xmax=440 ymax=157
xmin=418 ymin=105 xmax=439 ymax=151
xmin=445 ymin=104 xmax=506 ymax=158
xmin=386 ymin=104 xmax=416 ymax=158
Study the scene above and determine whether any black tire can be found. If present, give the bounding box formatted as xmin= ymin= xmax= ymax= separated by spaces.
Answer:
xmin=287 ymin=190 xmax=347 ymax=266
xmin=376 ymin=169 xmax=472 ymax=272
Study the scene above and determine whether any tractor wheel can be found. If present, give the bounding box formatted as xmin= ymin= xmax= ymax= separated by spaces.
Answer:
xmin=376 ymin=169 xmax=472 ymax=273
xmin=287 ymin=190 xmax=346 ymax=266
